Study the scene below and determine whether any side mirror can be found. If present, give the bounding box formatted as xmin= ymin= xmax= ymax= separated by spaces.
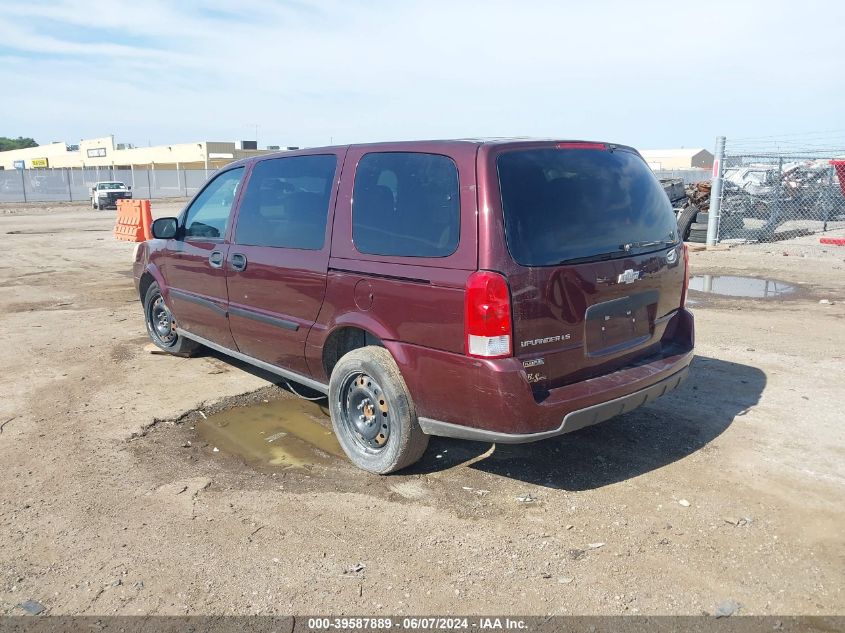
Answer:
xmin=127 ymin=185 xmax=132 ymax=191
xmin=151 ymin=217 xmax=178 ymax=240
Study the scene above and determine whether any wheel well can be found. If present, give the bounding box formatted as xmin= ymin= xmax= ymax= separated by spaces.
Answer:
xmin=322 ymin=326 xmax=384 ymax=379
xmin=138 ymin=272 xmax=155 ymax=302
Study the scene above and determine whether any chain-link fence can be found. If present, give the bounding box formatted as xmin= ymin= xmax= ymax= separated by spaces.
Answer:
xmin=715 ymin=152 xmax=845 ymax=243
xmin=7 ymin=151 xmax=845 ymax=248
xmin=0 ymin=167 xmax=213 ymax=204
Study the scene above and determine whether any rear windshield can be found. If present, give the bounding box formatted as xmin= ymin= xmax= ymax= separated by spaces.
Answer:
xmin=497 ymin=148 xmax=677 ymax=266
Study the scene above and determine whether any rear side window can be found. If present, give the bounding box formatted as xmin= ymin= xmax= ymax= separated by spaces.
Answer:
xmin=498 ymin=148 xmax=678 ymax=266
xmin=235 ymin=155 xmax=337 ymax=249
xmin=353 ymin=152 xmax=460 ymax=258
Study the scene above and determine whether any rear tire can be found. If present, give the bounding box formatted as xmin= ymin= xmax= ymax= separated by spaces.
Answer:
xmin=328 ymin=346 xmax=429 ymax=474
xmin=143 ymin=282 xmax=199 ymax=357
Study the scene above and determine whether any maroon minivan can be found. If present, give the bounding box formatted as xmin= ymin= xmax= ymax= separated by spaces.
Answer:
xmin=134 ymin=139 xmax=694 ymax=473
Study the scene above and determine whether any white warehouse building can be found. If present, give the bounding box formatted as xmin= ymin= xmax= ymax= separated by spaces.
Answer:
xmin=0 ymin=135 xmax=274 ymax=172
xmin=639 ymin=148 xmax=714 ymax=170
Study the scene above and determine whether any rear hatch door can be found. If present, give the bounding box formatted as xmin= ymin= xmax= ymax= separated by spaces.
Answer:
xmin=496 ymin=143 xmax=685 ymax=390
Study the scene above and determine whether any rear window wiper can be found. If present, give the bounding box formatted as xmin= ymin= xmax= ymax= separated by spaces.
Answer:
xmin=622 ymin=239 xmax=678 ymax=251
xmin=555 ymin=251 xmax=628 ymax=265
xmin=554 ymin=240 xmax=678 ymax=265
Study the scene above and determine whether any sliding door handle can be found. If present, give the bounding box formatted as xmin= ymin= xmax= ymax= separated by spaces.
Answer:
xmin=231 ymin=253 xmax=248 ymax=272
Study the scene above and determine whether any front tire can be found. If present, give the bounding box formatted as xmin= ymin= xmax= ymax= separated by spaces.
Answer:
xmin=143 ymin=282 xmax=198 ymax=357
xmin=328 ymin=346 xmax=429 ymax=474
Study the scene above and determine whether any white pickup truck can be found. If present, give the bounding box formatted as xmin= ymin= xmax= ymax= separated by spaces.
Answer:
xmin=90 ymin=181 xmax=132 ymax=210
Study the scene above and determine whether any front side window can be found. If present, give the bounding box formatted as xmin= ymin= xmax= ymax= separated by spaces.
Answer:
xmin=183 ymin=167 xmax=244 ymax=239
xmin=234 ymin=155 xmax=337 ymax=249
xmin=353 ymin=152 xmax=460 ymax=258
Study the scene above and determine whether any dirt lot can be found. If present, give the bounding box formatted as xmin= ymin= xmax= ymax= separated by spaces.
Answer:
xmin=0 ymin=201 xmax=843 ymax=617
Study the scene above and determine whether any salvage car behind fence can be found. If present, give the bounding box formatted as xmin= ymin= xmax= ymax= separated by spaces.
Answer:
xmin=714 ymin=153 xmax=845 ymax=243
xmin=663 ymin=148 xmax=845 ymax=245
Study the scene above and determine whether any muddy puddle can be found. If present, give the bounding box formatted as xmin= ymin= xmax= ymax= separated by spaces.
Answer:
xmin=197 ymin=396 xmax=344 ymax=469
xmin=689 ymin=275 xmax=796 ymax=299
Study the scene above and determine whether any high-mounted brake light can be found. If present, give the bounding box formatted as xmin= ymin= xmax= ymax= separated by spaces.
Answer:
xmin=680 ymin=243 xmax=690 ymax=307
xmin=465 ymin=271 xmax=512 ymax=359
xmin=556 ymin=142 xmax=607 ymax=150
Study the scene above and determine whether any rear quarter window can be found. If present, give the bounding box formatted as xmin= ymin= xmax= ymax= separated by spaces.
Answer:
xmin=352 ymin=152 xmax=460 ymax=258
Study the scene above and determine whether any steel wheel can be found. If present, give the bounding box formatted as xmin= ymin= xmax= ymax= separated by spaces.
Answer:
xmin=328 ymin=346 xmax=429 ymax=473
xmin=338 ymin=372 xmax=391 ymax=452
xmin=147 ymin=293 xmax=177 ymax=347
xmin=141 ymin=281 xmax=198 ymax=357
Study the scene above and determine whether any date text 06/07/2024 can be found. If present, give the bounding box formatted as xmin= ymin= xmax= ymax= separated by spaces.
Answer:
xmin=306 ymin=617 xmax=528 ymax=630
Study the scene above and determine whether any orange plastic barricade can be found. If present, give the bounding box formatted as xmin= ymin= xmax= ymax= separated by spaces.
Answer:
xmin=113 ymin=199 xmax=153 ymax=242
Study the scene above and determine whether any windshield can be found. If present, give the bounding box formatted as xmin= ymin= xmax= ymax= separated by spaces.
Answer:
xmin=98 ymin=182 xmax=125 ymax=190
xmin=497 ymin=148 xmax=678 ymax=266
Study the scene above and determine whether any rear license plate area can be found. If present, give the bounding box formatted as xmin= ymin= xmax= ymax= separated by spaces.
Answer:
xmin=584 ymin=290 xmax=658 ymax=357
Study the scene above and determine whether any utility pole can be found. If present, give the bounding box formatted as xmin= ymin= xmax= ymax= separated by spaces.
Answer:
xmin=706 ymin=136 xmax=726 ymax=246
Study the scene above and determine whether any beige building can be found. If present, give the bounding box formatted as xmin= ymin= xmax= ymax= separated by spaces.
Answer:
xmin=0 ymin=135 xmax=274 ymax=171
xmin=639 ymin=148 xmax=714 ymax=170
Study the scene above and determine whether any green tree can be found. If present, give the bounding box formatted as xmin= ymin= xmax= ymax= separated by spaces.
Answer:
xmin=0 ymin=137 xmax=39 ymax=152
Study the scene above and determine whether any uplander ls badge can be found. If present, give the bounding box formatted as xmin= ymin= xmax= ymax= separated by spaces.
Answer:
xmin=617 ymin=269 xmax=640 ymax=284
xmin=521 ymin=333 xmax=571 ymax=348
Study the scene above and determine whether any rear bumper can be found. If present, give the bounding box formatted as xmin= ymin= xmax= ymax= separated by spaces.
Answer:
xmin=386 ymin=307 xmax=694 ymax=442
xmin=418 ymin=365 xmax=689 ymax=443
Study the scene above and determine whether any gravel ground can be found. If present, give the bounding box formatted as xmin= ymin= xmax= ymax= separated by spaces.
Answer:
xmin=0 ymin=202 xmax=843 ymax=617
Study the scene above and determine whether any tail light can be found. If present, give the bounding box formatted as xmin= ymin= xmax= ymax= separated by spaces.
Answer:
xmin=465 ymin=271 xmax=512 ymax=359
xmin=680 ymin=243 xmax=690 ymax=307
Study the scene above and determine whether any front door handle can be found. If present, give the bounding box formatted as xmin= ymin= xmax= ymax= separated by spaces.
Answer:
xmin=231 ymin=253 xmax=248 ymax=272
xmin=209 ymin=250 xmax=224 ymax=268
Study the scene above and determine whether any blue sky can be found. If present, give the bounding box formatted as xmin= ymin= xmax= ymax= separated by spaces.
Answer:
xmin=2 ymin=0 xmax=844 ymax=152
